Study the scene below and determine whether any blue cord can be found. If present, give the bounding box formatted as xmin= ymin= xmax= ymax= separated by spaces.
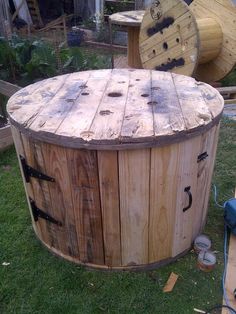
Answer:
xmin=213 ymin=184 xmax=224 ymax=208
xmin=213 ymin=184 xmax=235 ymax=314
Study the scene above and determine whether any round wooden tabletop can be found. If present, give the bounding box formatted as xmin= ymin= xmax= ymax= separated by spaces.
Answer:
xmin=109 ymin=10 xmax=144 ymax=27
xmin=7 ymin=69 xmax=224 ymax=150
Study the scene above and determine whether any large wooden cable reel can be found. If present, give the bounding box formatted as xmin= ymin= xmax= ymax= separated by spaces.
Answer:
xmin=139 ymin=0 xmax=236 ymax=82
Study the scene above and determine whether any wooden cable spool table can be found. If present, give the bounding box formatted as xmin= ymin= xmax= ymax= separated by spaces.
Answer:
xmin=7 ymin=69 xmax=224 ymax=270
xmin=139 ymin=0 xmax=236 ymax=83
xmin=109 ymin=10 xmax=145 ymax=68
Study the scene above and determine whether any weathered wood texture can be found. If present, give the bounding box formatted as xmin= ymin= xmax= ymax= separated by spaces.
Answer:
xmin=139 ymin=0 xmax=236 ymax=82
xmin=7 ymin=70 xmax=224 ymax=150
xmin=0 ymin=80 xmax=21 ymax=97
xmin=0 ymin=125 xmax=14 ymax=152
xmin=190 ymin=0 xmax=236 ymax=82
xmin=0 ymin=81 xmax=21 ymax=152
xmin=7 ymin=69 xmax=224 ymax=270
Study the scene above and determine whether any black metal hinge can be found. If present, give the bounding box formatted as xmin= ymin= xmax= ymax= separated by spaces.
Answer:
xmin=20 ymin=155 xmax=55 ymax=183
xmin=197 ymin=152 xmax=209 ymax=163
xmin=30 ymin=198 xmax=62 ymax=226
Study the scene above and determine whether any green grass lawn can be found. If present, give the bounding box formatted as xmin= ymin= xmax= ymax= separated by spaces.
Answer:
xmin=0 ymin=118 xmax=235 ymax=314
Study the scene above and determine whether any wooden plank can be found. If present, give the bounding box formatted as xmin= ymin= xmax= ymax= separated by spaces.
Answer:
xmin=67 ymin=149 xmax=104 ymax=265
xmin=172 ymin=135 xmax=201 ymax=257
xmin=10 ymin=125 xmax=40 ymax=237
xmin=85 ymin=40 xmax=127 ymax=52
xmin=89 ymin=69 xmax=130 ymax=144
xmin=0 ymin=125 xmax=13 ymax=152
xmin=120 ymin=69 xmax=154 ymax=141
xmin=127 ymin=26 xmax=142 ymax=68
xmin=20 ymin=134 xmax=53 ymax=247
xmin=163 ymin=272 xmax=179 ymax=292
xmin=149 ymin=143 xmax=179 ymax=262
xmin=192 ymin=126 xmax=216 ymax=240
xmin=197 ymin=82 xmax=224 ymax=119
xmin=201 ymin=125 xmax=220 ymax=230
xmin=40 ymin=142 xmax=79 ymax=257
xmin=225 ymin=99 xmax=236 ymax=105
xmin=97 ymin=151 xmax=121 ymax=266
xmin=172 ymin=74 xmax=212 ymax=130
xmin=8 ymin=75 xmax=69 ymax=127
xmin=29 ymin=72 xmax=92 ymax=135
xmin=217 ymin=86 xmax=236 ymax=95
xmin=57 ymin=70 xmax=112 ymax=139
xmin=119 ymin=149 xmax=150 ymax=266
xmin=0 ymin=80 xmax=21 ymax=97
xmin=152 ymin=71 xmax=185 ymax=136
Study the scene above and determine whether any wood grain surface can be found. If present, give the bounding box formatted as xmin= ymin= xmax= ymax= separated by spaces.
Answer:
xmin=139 ymin=0 xmax=236 ymax=82
xmin=119 ymin=149 xmax=150 ymax=266
xmin=190 ymin=0 xmax=236 ymax=82
xmin=7 ymin=69 xmax=224 ymax=150
xmin=9 ymin=69 xmax=223 ymax=269
xmin=109 ymin=10 xmax=144 ymax=27
xmin=139 ymin=0 xmax=199 ymax=77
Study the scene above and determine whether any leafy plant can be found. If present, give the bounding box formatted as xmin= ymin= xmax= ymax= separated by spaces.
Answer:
xmin=24 ymin=40 xmax=57 ymax=80
xmin=60 ymin=47 xmax=87 ymax=71
xmin=0 ymin=35 xmax=111 ymax=85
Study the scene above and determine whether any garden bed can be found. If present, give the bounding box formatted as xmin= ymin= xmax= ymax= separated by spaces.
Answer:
xmin=0 ymin=80 xmax=21 ymax=152
xmin=0 ymin=123 xmax=13 ymax=153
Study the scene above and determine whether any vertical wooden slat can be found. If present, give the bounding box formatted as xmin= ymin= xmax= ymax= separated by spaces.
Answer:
xmin=41 ymin=142 xmax=79 ymax=258
xmin=172 ymin=136 xmax=202 ymax=257
xmin=97 ymin=151 xmax=121 ymax=267
xmin=10 ymin=126 xmax=40 ymax=238
xmin=149 ymin=144 xmax=179 ymax=262
xmin=127 ymin=27 xmax=143 ymax=68
xmin=21 ymin=135 xmax=61 ymax=249
xmin=67 ymin=149 xmax=104 ymax=265
xmin=192 ymin=126 xmax=216 ymax=240
xmin=201 ymin=124 xmax=221 ymax=230
xmin=21 ymin=134 xmax=52 ymax=247
xmin=119 ymin=149 xmax=150 ymax=266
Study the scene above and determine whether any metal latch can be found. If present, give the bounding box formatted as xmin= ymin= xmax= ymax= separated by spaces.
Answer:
xmin=20 ymin=155 xmax=55 ymax=183
xmin=30 ymin=198 xmax=62 ymax=226
xmin=197 ymin=152 xmax=209 ymax=163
